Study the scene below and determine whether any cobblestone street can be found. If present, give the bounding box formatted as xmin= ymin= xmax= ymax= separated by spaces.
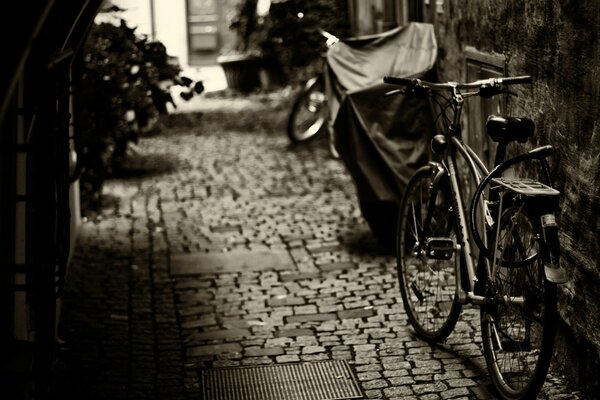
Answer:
xmin=51 ymin=93 xmax=581 ymax=399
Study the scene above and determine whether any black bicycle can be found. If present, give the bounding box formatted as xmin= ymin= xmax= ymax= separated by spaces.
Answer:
xmin=384 ymin=74 xmax=567 ymax=400
xmin=286 ymin=29 xmax=338 ymax=146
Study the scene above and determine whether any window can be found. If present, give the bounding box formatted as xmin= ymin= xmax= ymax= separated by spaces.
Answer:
xmin=349 ymin=0 xmax=422 ymax=35
xmin=424 ymin=0 xmax=445 ymax=14
xmin=464 ymin=47 xmax=506 ymax=168
xmin=186 ymin=0 xmax=220 ymax=65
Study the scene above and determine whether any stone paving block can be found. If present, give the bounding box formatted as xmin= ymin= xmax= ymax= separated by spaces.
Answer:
xmin=414 ymin=374 xmax=434 ymax=382
xmin=279 ymin=271 xmax=320 ymax=282
xmin=275 ymin=355 xmax=300 ymax=363
xmin=307 ymin=242 xmax=341 ymax=254
xmin=337 ymin=307 xmax=376 ymax=320
xmin=441 ymin=387 xmax=471 ymax=399
xmin=267 ymin=295 xmax=306 ymax=307
xmin=293 ymin=304 xmax=318 ymax=314
xmin=357 ymin=371 xmax=382 ymax=381
xmin=284 ymin=313 xmax=338 ymax=323
xmin=245 ymin=347 xmax=285 ymax=357
xmin=317 ymin=261 xmax=357 ymax=272
xmin=413 ymin=381 xmax=448 ymax=395
xmin=447 ymin=378 xmax=477 ymax=388
xmin=274 ymin=328 xmax=315 ymax=338
xmin=171 ymin=249 xmax=295 ymax=275
xmin=389 ymin=376 xmax=415 ymax=385
xmin=302 ymin=346 xmax=326 ymax=354
xmin=300 ymin=353 xmax=329 ymax=361
xmin=362 ymin=379 xmax=388 ymax=389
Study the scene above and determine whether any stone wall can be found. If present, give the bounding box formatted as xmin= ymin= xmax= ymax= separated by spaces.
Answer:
xmin=428 ymin=1 xmax=600 ymax=395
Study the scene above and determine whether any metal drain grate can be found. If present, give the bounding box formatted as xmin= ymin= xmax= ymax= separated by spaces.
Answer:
xmin=201 ymin=360 xmax=364 ymax=400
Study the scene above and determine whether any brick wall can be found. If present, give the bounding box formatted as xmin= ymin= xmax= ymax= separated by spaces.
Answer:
xmin=428 ymin=1 xmax=600 ymax=395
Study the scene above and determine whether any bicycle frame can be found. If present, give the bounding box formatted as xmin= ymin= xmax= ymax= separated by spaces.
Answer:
xmin=423 ymin=85 xmax=561 ymax=305
xmin=424 ymin=87 xmax=488 ymax=304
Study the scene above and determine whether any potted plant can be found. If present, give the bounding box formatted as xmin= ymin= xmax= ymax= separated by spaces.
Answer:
xmin=217 ymin=0 xmax=263 ymax=92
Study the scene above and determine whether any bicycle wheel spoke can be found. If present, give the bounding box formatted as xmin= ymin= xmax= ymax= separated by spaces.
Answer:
xmin=409 ymin=200 xmax=421 ymax=241
xmin=481 ymin=204 xmax=557 ymax=399
xmin=397 ymin=167 xmax=461 ymax=342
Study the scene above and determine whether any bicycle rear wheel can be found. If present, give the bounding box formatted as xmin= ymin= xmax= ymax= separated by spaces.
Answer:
xmin=480 ymin=204 xmax=557 ymax=400
xmin=396 ymin=165 xmax=462 ymax=342
xmin=287 ymin=75 xmax=327 ymax=144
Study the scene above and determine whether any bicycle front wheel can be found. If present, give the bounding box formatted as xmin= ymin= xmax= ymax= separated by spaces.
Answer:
xmin=287 ymin=75 xmax=327 ymax=144
xmin=480 ymin=205 xmax=557 ymax=400
xmin=396 ymin=165 xmax=462 ymax=342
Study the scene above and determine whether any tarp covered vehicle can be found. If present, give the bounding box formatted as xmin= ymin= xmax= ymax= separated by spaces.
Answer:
xmin=325 ymin=22 xmax=438 ymax=249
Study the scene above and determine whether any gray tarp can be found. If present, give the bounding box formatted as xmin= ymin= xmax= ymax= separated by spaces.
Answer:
xmin=327 ymin=22 xmax=437 ymax=91
xmin=325 ymin=22 xmax=438 ymax=247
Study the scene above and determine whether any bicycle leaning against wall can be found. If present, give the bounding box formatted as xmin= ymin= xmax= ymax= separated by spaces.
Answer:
xmin=384 ymin=74 xmax=568 ymax=400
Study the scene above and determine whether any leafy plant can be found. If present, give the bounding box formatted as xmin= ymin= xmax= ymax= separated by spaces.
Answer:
xmin=73 ymin=17 xmax=190 ymax=211
xmin=229 ymin=0 xmax=260 ymax=53
xmin=225 ymin=0 xmax=351 ymax=85
xmin=258 ymin=0 xmax=351 ymax=83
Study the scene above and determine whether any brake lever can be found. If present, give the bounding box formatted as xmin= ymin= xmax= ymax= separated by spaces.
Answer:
xmin=384 ymin=85 xmax=428 ymax=98
xmin=384 ymin=89 xmax=404 ymax=97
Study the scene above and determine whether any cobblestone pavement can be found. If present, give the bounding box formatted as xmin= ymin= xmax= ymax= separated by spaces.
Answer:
xmin=52 ymin=94 xmax=582 ymax=399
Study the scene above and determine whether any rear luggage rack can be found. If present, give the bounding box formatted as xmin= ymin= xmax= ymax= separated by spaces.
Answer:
xmin=491 ymin=178 xmax=559 ymax=197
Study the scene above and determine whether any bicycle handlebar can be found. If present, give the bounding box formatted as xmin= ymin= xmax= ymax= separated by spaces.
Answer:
xmin=382 ymin=76 xmax=413 ymax=86
xmin=383 ymin=75 xmax=532 ymax=90
xmin=318 ymin=29 xmax=340 ymax=47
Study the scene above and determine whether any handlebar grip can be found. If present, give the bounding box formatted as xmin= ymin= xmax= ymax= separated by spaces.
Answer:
xmin=499 ymin=75 xmax=532 ymax=85
xmin=383 ymin=76 xmax=414 ymax=86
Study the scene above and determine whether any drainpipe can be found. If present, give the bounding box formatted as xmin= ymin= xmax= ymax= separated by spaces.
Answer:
xmin=149 ymin=0 xmax=156 ymax=39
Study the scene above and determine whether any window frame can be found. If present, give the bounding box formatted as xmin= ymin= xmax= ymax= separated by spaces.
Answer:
xmin=464 ymin=46 xmax=507 ymax=169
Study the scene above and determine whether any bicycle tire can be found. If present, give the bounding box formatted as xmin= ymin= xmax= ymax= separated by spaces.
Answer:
xmin=287 ymin=75 xmax=328 ymax=144
xmin=480 ymin=204 xmax=557 ymax=400
xmin=396 ymin=165 xmax=462 ymax=342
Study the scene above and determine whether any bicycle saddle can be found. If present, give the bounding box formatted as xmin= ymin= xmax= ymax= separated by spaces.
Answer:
xmin=486 ymin=116 xmax=535 ymax=143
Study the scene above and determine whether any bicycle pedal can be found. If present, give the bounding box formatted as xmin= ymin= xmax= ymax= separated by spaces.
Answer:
xmin=426 ymin=237 xmax=455 ymax=260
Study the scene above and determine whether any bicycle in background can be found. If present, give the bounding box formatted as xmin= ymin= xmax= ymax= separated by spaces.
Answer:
xmin=287 ymin=28 xmax=339 ymax=151
xmin=384 ymin=74 xmax=567 ymax=399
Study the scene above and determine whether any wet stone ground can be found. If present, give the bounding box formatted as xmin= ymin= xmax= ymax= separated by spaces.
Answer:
xmin=51 ymin=92 xmax=581 ymax=399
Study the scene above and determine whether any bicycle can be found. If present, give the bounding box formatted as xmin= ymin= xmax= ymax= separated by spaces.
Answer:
xmin=383 ymin=74 xmax=568 ymax=399
xmin=287 ymin=29 xmax=338 ymax=148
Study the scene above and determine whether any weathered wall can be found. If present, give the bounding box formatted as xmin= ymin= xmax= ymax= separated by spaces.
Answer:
xmin=431 ymin=0 xmax=600 ymax=394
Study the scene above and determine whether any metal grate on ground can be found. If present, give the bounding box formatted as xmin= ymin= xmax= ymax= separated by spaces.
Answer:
xmin=201 ymin=360 xmax=364 ymax=400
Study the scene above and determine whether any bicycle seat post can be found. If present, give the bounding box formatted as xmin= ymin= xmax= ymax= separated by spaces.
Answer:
xmin=493 ymin=141 xmax=509 ymax=167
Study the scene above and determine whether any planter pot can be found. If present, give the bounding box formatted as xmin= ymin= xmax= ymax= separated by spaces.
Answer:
xmin=217 ymin=53 xmax=262 ymax=93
